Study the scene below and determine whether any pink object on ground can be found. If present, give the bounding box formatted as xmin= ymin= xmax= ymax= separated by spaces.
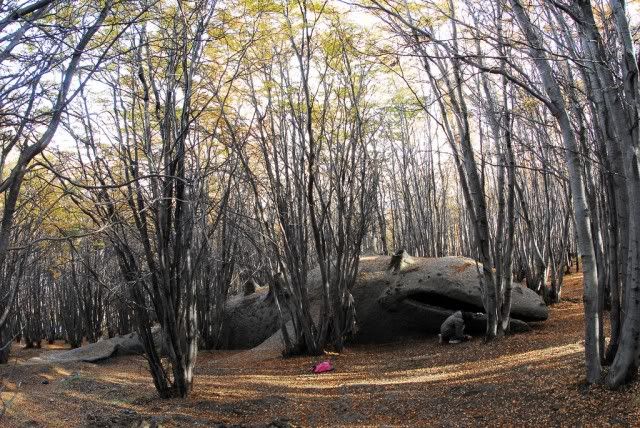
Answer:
xmin=312 ymin=360 xmax=334 ymax=374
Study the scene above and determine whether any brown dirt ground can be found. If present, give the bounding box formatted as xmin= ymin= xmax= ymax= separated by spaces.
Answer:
xmin=1 ymin=272 xmax=639 ymax=427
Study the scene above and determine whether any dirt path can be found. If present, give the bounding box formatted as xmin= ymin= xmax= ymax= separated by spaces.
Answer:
xmin=1 ymin=273 xmax=638 ymax=427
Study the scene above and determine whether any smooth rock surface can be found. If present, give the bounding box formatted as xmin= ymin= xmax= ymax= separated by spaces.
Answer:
xmin=219 ymin=288 xmax=281 ymax=349
xmin=30 ymin=333 xmax=144 ymax=363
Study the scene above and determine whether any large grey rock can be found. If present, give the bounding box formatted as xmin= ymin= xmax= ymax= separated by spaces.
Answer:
xmin=220 ymin=255 xmax=548 ymax=349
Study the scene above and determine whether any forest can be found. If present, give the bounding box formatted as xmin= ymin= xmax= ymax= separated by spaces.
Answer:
xmin=0 ymin=0 xmax=639 ymax=426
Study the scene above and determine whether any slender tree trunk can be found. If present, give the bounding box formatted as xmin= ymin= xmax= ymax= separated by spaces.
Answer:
xmin=510 ymin=0 xmax=602 ymax=383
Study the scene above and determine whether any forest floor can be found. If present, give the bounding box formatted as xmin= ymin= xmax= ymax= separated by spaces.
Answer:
xmin=1 ymin=272 xmax=639 ymax=427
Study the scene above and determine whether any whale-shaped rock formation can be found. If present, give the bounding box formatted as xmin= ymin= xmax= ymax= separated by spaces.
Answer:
xmin=221 ymin=255 xmax=548 ymax=349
